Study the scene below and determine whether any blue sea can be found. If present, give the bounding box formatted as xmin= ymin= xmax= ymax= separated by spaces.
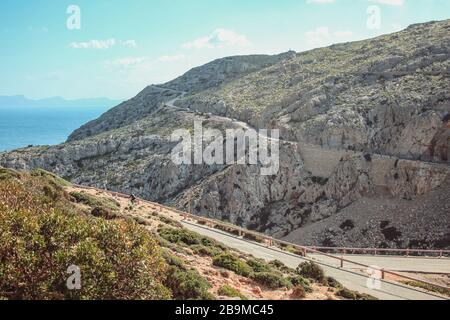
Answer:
xmin=0 ymin=106 xmax=111 ymax=152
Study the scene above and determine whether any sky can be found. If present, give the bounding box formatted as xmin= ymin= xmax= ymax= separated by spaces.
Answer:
xmin=0 ymin=0 xmax=448 ymax=100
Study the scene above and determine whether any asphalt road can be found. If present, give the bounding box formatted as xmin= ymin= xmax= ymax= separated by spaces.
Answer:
xmin=182 ymin=221 xmax=448 ymax=300
xmin=308 ymin=254 xmax=450 ymax=274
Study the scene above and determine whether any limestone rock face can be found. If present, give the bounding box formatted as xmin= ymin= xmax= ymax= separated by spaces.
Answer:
xmin=179 ymin=21 xmax=450 ymax=162
xmin=68 ymin=86 xmax=180 ymax=142
xmin=1 ymin=21 xmax=449 ymax=248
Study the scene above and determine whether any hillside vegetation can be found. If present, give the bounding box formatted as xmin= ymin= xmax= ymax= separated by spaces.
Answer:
xmin=0 ymin=167 xmax=367 ymax=300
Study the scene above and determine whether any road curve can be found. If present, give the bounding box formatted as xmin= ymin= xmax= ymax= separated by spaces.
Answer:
xmin=308 ymin=254 xmax=450 ymax=274
xmin=182 ymin=221 xmax=448 ymax=300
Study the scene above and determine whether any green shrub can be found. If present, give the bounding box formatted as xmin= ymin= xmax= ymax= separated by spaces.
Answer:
xmin=191 ymin=245 xmax=223 ymax=257
xmin=212 ymin=253 xmax=252 ymax=277
xmin=31 ymin=169 xmax=71 ymax=187
xmin=70 ymin=191 xmax=120 ymax=214
xmin=0 ymin=208 xmax=170 ymax=300
xmin=291 ymin=286 xmax=306 ymax=299
xmin=214 ymin=224 xmax=240 ymax=236
xmin=243 ymin=233 xmax=265 ymax=243
xmin=285 ymin=245 xmax=304 ymax=256
xmin=297 ymin=261 xmax=325 ymax=282
xmin=336 ymin=288 xmax=356 ymax=300
xmin=288 ymin=276 xmax=312 ymax=293
xmin=336 ymin=288 xmax=376 ymax=300
xmin=91 ymin=207 xmax=120 ymax=220
xmin=400 ymin=281 xmax=450 ymax=298
xmin=159 ymin=216 xmax=183 ymax=228
xmin=165 ymin=266 xmax=213 ymax=300
xmin=251 ymin=272 xmax=291 ymax=289
xmin=200 ymin=237 xmax=226 ymax=251
xmin=217 ymin=285 xmax=248 ymax=300
xmin=326 ymin=277 xmax=343 ymax=289
xmin=0 ymin=167 xmax=20 ymax=181
xmin=162 ymin=250 xmax=186 ymax=269
xmin=247 ymin=258 xmax=272 ymax=273
xmin=158 ymin=227 xmax=201 ymax=246
xmin=269 ymin=260 xmax=291 ymax=273
xmin=159 ymin=228 xmax=226 ymax=257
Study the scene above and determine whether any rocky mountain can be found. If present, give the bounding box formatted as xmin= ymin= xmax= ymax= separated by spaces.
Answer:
xmin=1 ymin=20 xmax=449 ymax=249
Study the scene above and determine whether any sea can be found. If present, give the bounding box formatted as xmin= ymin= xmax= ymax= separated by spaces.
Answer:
xmin=0 ymin=105 xmax=111 ymax=152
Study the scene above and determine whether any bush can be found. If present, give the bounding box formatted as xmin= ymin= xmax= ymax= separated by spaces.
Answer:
xmin=285 ymin=245 xmax=305 ymax=256
xmin=290 ymin=286 xmax=306 ymax=299
xmin=339 ymin=220 xmax=355 ymax=231
xmin=70 ymin=191 xmax=120 ymax=214
xmin=217 ymin=285 xmax=248 ymax=300
xmin=269 ymin=260 xmax=291 ymax=273
xmin=243 ymin=233 xmax=265 ymax=243
xmin=158 ymin=227 xmax=201 ymax=245
xmin=165 ymin=266 xmax=214 ymax=300
xmin=247 ymin=258 xmax=272 ymax=273
xmin=159 ymin=216 xmax=183 ymax=228
xmin=0 ymin=167 xmax=20 ymax=181
xmin=336 ymin=288 xmax=357 ymax=300
xmin=288 ymin=276 xmax=312 ymax=293
xmin=336 ymin=288 xmax=376 ymax=300
xmin=326 ymin=277 xmax=343 ymax=289
xmin=0 ymin=208 xmax=170 ymax=300
xmin=162 ymin=250 xmax=185 ymax=269
xmin=297 ymin=261 xmax=325 ymax=282
xmin=31 ymin=169 xmax=71 ymax=187
xmin=400 ymin=281 xmax=450 ymax=298
xmin=251 ymin=272 xmax=291 ymax=290
xmin=158 ymin=228 xmax=226 ymax=256
xmin=91 ymin=207 xmax=119 ymax=220
xmin=212 ymin=253 xmax=252 ymax=277
xmin=191 ymin=245 xmax=223 ymax=257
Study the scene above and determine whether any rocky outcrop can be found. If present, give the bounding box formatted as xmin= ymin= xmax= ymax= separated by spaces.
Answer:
xmin=164 ymin=52 xmax=296 ymax=93
xmin=283 ymin=178 xmax=450 ymax=250
xmin=68 ymin=52 xmax=296 ymax=142
xmin=178 ymin=21 xmax=450 ymax=162
xmin=174 ymin=147 xmax=449 ymax=238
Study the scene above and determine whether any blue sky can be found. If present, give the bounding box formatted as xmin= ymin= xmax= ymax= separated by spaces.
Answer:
xmin=0 ymin=0 xmax=448 ymax=100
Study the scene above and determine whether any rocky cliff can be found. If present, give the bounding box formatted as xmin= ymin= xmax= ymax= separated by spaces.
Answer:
xmin=1 ymin=20 xmax=449 ymax=249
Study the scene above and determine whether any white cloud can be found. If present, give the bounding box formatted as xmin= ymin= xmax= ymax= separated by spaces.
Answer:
xmin=105 ymin=54 xmax=185 ymax=70
xmin=305 ymin=27 xmax=354 ymax=49
xmin=369 ymin=0 xmax=404 ymax=6
xmin=69 ymin=39 xmax=138 ymax=49
xmin=69 ymin=39 xmax=117 ymax=49
xmin=105 ymin=57 xmax=148 ymax=67
xmin=121 ymin=40 xmax=138 ymax=48
xmin=182 ymin=28 xmax=251 ymax=49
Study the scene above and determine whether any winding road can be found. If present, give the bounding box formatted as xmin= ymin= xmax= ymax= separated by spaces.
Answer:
xmin=147 ymin=85 xmax=450 ymax=300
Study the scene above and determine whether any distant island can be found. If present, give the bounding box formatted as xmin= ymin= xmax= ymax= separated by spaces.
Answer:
xmin=0 ymin=95 xmax=122 ymax=108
